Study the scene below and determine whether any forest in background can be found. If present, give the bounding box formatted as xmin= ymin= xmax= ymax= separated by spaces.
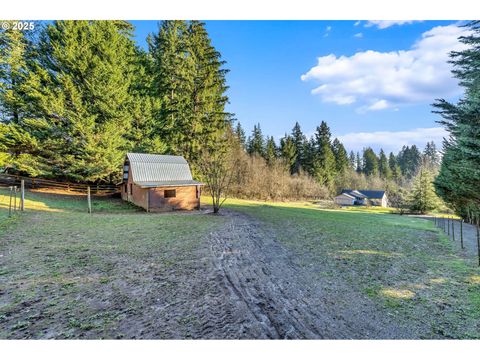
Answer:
xmin=0 ymin=20 xmax=478 ymax=218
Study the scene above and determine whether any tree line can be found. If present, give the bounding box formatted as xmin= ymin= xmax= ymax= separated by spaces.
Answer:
xmin=234 ymin=120 xmax=440 ymax=193
xmin=0 ymin=20 xmax=231 ymax=183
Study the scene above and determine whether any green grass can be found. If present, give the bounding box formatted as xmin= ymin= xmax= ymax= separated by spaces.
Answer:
xmin=224 ymin=198 xmax=480 ymax=339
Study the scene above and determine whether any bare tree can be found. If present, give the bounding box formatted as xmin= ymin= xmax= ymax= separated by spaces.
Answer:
xmin=198 ymin=143 xmax=235 ymax=214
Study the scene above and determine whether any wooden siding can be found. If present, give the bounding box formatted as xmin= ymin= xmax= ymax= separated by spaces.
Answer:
xmin=148 ymin=186 xmax=200 ymax=211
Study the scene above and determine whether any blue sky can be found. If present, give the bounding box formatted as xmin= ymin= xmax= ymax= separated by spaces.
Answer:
xmin=131 ymin=20 xmax=465 ymax=153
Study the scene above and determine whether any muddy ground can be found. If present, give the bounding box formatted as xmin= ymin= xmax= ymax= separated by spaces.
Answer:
xmin=1 ymin=194 xmax=479 ymax=339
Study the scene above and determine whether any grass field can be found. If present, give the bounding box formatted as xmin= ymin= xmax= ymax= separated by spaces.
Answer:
xmin=224 ymin=198 xmax=480 ymax=338
xmin=0 ymin=188 xmax=226 ymax=338
xmin=1 ymin=190 xmax=479 ymax=338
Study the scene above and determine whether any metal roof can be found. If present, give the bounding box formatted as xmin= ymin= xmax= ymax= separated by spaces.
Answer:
xmin=136 ymin=180 xmax=204 ymax=188
xmin=340 ymin=189 xmax=386 ymax=199
xmin=126 ymin=153 xmax=202 ymax=186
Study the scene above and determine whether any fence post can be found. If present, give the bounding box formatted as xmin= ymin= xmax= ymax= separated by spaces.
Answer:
xmin=13 ymin=186 xmax=17 ymax=211
xmin=460 ymin=219 xmax=464 ymax=249
xmin=20 ymin=180 xmax=25 ymax=211
xmin=447 ymin=217 xmax=450 ymax=236
xmin=452 ymin=218 xmax=455 ymax=242
xmin=444 ymin=217 xmax=446 ymax=233
xmin=87 ymin=186 xmax=92 ymax=214
xmin=477 ymin=218 xmax=480 ymax=267
xmin=8 ymin=186 xmax=13 ymax=217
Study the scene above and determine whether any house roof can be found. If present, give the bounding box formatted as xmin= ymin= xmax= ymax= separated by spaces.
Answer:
xmin=126 ymin=153 xmax=203 ymax=187
xmin=335 ymin=193 xmax=356 ymax=199
xmin=340 ymin=189 xmax=386 ymax=199
xmin=357 ymin=190 xmax=386 ymax=199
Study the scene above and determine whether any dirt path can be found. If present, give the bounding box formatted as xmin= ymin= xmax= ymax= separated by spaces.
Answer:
xmin=207 ymin=209 xmax=412 ymax=339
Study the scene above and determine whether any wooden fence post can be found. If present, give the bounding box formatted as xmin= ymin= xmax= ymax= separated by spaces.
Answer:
xmin=20 ymin=180 xmax=25 ymax=211
xmin=460 ymin=219 xmax=464 ymax=249
xmin=447 ymin=217 xmax=450 ymax=236
xmin=444 ymin=217 xmax=446 ymax=233
xmin=87 ymin=186 xmax=92 ymax=214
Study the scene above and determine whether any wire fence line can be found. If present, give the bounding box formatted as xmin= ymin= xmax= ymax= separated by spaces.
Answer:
xmin=0 ymin=174 xmax=119 ymax=194
xmin=433 ymin=216 xmax=480 ymax=267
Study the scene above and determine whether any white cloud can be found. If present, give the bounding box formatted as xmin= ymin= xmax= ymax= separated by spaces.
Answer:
xmin=354 ymin=21 xmax=361 ymax=27
xmin=301 ymin=25 xmax=470 ymax=111
xmin=354 ymin=32 xmax=363 ymax=38
xmin=326 ymin=26 xmax=332 ymax=32
xmin=365 ymin=20 xmax=421 ymax=29
xmin=336 ymin=127 xmax=448 ymax=153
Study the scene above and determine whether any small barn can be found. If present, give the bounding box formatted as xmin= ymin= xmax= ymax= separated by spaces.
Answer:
xmin=121 ymin=153 xmax=203 ymax=212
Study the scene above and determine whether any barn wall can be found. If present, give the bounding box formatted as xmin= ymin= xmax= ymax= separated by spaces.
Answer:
xmin=149 ymin=186 xmax=200 ymax=211
xmin=122 ymin=170 xmax=148 ymax=210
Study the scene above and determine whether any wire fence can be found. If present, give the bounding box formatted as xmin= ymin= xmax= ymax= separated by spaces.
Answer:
xmin=433 ymin=216 xmax=480 ymax=267
xmin=0 ymin=174 xmax=119 ymax=194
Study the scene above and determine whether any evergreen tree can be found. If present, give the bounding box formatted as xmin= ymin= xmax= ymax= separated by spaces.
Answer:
xmin=349 ymin=150 xmax=356 ymax=170
xmin=332 ymin=138 xmax=349 ymax=174
xmin=433 ymin=21 xmax=480 ymax=220
xmin=313 ymin=121 xmax=336 ymax=190
xmin=362 ymin=147 xmax=379 ymax=176
xmin=422 ymin=141 xmax=440 ymax=169
xmin=409 ymin=168 xmax=440 ymax=214
xmin=280 ymin=134 xmax=296 ymax=173
xmin=265 ymin=136 xmax=277 ymax=165
xmin=378 ymin=149 xmax=391 ymax=179
xmin=388 ymin=152 xmax=401 ymax=182
xmin=18 ymin=21 xmax=139 ymax=182
xmin=149 ymin=20 xmax=230 ymax=166
xmin=0 ymin=21 xmax=40 ymax=171
xmin=291 ymin=121 xmax=306 ymax=174
xmin=234 ymin=121 xmax=247 ymax=150
xmin=397 ymin=145 xmax=422 ymax=178
xmin=149 ymin=20 xmax=192 ymax=154
xmin=247 ymin=123 xmax=265 ymax=157
xmin=302 ymin=137 xmax=316 ymax=176
xmin=356 ymin=151 xmax=362 ymax=173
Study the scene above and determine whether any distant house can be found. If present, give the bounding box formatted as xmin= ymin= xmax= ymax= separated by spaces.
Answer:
xmin=121 ymin=153 xmax=203 ymax=212
xmin=335 ymin=189 xmax=388 ymax=207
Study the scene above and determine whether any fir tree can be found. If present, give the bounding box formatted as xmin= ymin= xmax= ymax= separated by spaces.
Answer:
xmin=356 ymin=151 xmax=362 ymax=173
xmin=349 ymin=150 xmax=356 ymax=170
xmin=19 ymin=21 xmax=139 ymax=182
xmin=388 ymin=152 xmax=401 ymax=182
xmin=409 ymin=168 xmax=440 ymax=214
xmin=234 ymin=121 xmax=247 ymax=150
xmin=265 ymin=136 xmax=277 ymax=165
xmin=291 ymin=122 xmax=306 ymax=174
xmin=362 ymin=147 xmax=379 ymax=176
xmin=378 ymin=149 xmax=391 ymax=179
xmin=280 ymin=134 xmax=296 ymax=173
xmin=433 ymin=21 xmax=480 ymax=220
xmin=313 ymin=121 xmax=336 ymax=190
xmin=247 ymin=123 xmax=265 ymax=157
xmin=332 ymin=138 xmax=349 ymax=174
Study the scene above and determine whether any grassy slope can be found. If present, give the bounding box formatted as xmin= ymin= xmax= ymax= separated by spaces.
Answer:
xmin=0 ymin=188 xmax=225 ymax=338
xmin=224 ymin=198 xmax=480 ymax=339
